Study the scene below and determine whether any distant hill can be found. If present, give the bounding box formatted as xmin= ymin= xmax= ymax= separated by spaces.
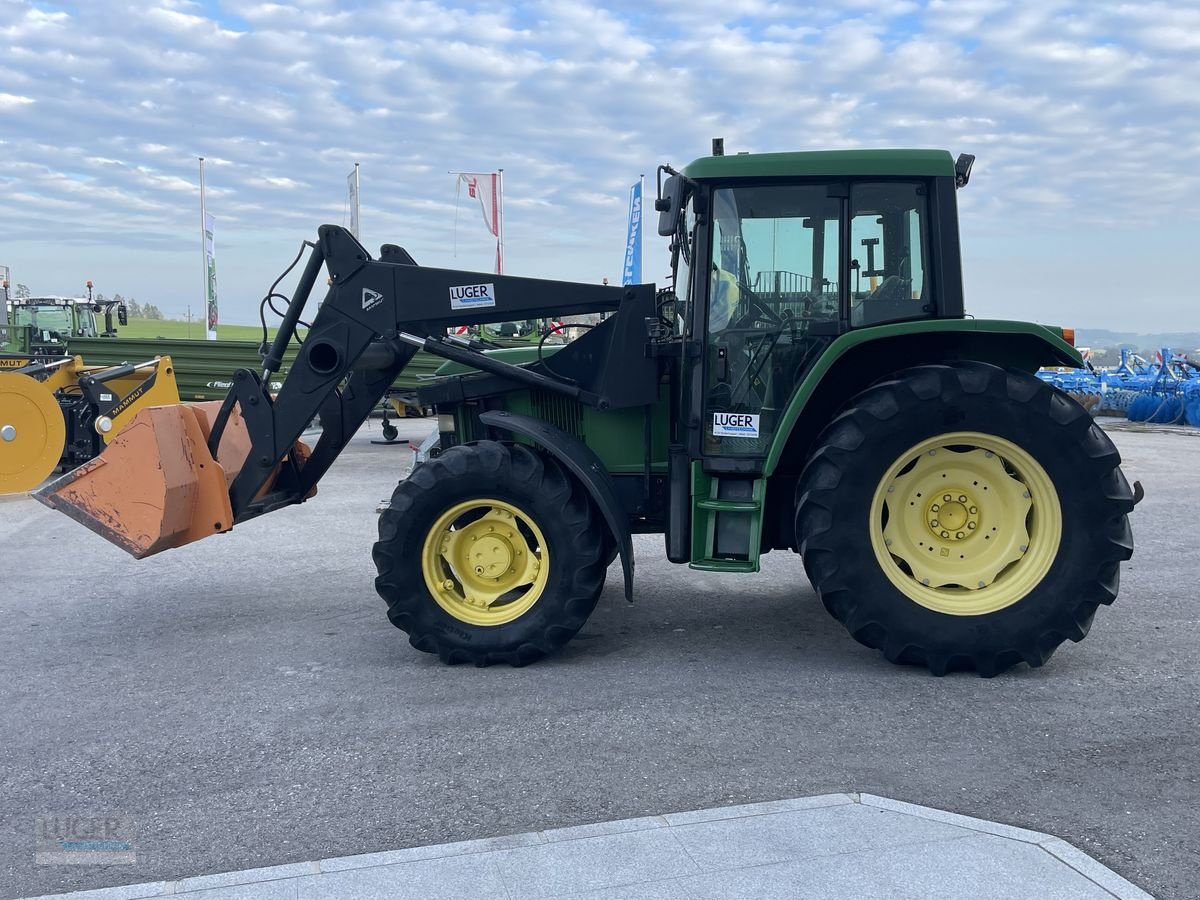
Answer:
xmin=1075 ymin=329 xmax=1200 ymax=354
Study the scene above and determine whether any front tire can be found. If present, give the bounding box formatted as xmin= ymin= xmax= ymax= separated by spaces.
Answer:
xmin=795 ymin=362 xmax=1135 ymax=676
xmin=374 ymin=441 xmax=607 ymax=666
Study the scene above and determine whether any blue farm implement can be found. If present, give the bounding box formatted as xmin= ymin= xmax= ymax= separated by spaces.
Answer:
xmin=1039 ymin=348 xmax=1200 ymax=425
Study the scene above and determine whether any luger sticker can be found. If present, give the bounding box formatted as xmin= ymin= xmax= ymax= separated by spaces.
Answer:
xmin=450 ymin=283 xmax=496 ymax=310
xmin=713 ymin=412 xmax=760 ymax=438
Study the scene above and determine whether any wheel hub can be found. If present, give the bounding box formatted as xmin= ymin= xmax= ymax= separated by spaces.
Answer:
xmin=467 ymin=532 xmax=515 ymax=579
xmin=926 ymin=493 xmax=977 ymax=541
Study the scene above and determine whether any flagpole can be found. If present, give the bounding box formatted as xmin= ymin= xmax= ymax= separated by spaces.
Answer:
xmin=497 ymin=168 xmax=505 ymax=275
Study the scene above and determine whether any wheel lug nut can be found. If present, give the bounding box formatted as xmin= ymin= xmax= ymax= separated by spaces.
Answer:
xmin=931 ymin=504 xmax=940 ymax=512
xmin=958 ymin=495 xmax=966 ymax=503
xmin=956 ymin=532 xmax=964 ymax=540
xmin=943 ymin=494 xmax=952 ymax=502
xmin=968 ymin=522 xmax=976 ymax=530
xmin=941 ymin=530 xmax=949 ymax=539
xmin=930 ymin=520 xmax=939 ymax=528
xmin=969 ymin=506 xmax=977 ymax=515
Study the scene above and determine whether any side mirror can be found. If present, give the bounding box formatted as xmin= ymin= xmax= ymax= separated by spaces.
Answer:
xmin=117 ymin=303 xmax=128 ymax=326
xmin=657 ymin=174 xmax=685 ymax=237
xmin=955 ymin=153 xmax=975 ymax=188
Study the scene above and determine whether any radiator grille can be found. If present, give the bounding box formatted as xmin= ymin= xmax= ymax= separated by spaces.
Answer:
xmin=530 ymin=390 xmax=583 ymax=437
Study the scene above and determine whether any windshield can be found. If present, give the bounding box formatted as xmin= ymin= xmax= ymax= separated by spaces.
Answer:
xmin=13 ymin=304 xmax=74 ymax=335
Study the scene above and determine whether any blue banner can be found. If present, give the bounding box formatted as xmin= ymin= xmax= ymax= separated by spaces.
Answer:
xmin=622 ymin=179 xmax=642 ymax=285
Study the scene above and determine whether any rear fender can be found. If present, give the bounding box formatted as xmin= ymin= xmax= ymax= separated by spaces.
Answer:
xmin=478 ymin=409 xmax=634 ymax=601
xmin=765 ymin=319 xmax=1081 ymax=476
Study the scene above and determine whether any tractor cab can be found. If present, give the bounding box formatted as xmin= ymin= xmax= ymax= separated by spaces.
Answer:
xmin=9 ymin=295 xmax=127 ymax=355
xmin=657 ymin=147 xmax=969 ymax=464
xmin=653 ymin=147 xmax=978 ymax=569
xmin=11 ymin=297 xmax=94 ymax=342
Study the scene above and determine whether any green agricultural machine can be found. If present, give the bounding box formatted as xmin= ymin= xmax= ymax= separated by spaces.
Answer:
xmin=38 ymin=145 xmax=1139 ymax=676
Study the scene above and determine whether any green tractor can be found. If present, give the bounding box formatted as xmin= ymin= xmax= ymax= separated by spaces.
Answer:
xmin=39 ymin=145 xmax=1138 ymax=677
xmin=6 ymin=293 xmax=128 ymax=357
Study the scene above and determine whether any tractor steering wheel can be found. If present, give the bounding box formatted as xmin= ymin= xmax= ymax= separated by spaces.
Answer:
xmin=729 ymin=281 xmax=783 ymax=330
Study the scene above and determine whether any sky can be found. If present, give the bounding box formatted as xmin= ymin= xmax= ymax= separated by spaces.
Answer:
xmin=1 ymin=0 xmax=1198 ymax=332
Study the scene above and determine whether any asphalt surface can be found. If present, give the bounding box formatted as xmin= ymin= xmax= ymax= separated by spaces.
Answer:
xmin=1 ymin=419 xmax=1196 ymax=899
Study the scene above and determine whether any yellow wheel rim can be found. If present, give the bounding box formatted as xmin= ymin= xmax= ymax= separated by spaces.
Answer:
xmin=869 ymin=432 xmax=1061 ymax=616
xmin=421 ymin=498 xmax=549 ymax=627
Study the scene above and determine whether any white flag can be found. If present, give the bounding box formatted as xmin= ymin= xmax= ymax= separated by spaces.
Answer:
xmin=347 ymin=168 xmax=360 ymax=239
xmin=459 ymin=173 xmax=500 ymax=237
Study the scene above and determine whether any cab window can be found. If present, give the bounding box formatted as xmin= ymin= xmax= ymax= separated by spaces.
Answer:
xmin=849 ymin=182 xmax=932 ymax=327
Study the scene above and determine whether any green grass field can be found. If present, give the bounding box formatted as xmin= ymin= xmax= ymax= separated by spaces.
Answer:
xmin=116 ymin=318 xmax=277 ymax=341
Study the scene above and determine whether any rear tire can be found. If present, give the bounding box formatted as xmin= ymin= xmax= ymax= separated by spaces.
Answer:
xmin=374 ymin=441 xmax=607 ymax=666
xmin=795 ymin=362 xmax=1135 ymax=676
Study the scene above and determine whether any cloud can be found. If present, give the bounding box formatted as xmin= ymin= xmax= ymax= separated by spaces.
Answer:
xmin=0 ymin=0 xmax=1196 ymax=330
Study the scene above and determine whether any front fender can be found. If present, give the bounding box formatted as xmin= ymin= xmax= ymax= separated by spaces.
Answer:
xmin=478 ymin=409 xmax=633 ymax=601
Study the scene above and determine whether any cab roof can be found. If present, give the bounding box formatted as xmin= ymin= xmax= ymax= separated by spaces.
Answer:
xmin=682 ymin=149 xmax=955 ymax=180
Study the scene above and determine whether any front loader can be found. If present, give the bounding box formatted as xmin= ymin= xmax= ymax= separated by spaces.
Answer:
xmin=36 ymin=146 xmax=1138 ymax=675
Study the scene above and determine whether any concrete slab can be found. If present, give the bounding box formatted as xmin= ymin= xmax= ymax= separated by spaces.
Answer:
xmin=18 ymin=795 xmax=1154 ymax=900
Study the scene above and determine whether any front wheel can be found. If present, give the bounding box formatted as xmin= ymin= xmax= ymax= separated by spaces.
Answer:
xmin=795 ymin=362 xmax=1136 ymax=676
xmin=374 ymin=441 xmax=607 ymax=666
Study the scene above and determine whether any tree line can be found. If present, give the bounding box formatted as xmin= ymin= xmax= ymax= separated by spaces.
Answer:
xmin=93 ymin=292 xmax=166 ymax=320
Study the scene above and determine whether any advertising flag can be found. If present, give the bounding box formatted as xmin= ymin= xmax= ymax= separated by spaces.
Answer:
xmin=204 ymin=212 xmax=218 ymax=340
xmin=622 ymin=178 xmax=643 ymax=285
xmin=459 ymin=173 xmax=500 ymax=237
xmin=347 ymin=167 xmax=360 ymax=239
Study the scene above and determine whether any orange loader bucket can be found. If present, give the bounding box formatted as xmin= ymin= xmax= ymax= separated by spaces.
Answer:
xmin=34 ymin=401 xmax=269 ymax=558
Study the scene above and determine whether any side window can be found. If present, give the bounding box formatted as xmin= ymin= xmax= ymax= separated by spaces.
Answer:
xmin=850 ymin=182 xmax=931 ymax=327
xmin=672 ymin=199 xmax=696 ymax=336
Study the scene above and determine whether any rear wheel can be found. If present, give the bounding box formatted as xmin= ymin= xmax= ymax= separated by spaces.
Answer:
xmin=374 ymin=441 xmax=606 ymax=665
xmin=795 ymin=362 xmax=1135 ymax=676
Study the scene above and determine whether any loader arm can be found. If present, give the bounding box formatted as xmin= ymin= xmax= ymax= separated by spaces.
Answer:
xmin=37 ymin=225 xmax=659 ymax=555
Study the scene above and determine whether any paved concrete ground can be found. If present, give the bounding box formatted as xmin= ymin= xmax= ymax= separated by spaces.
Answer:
xmin=1 ymin=419 xmax=1196 ymax=899
xmin=20 ymin=795 xmax=1153 ymax=899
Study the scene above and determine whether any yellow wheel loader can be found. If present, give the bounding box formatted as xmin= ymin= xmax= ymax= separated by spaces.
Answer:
xmin=0 ymin=355 xmax=179 ymax=493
